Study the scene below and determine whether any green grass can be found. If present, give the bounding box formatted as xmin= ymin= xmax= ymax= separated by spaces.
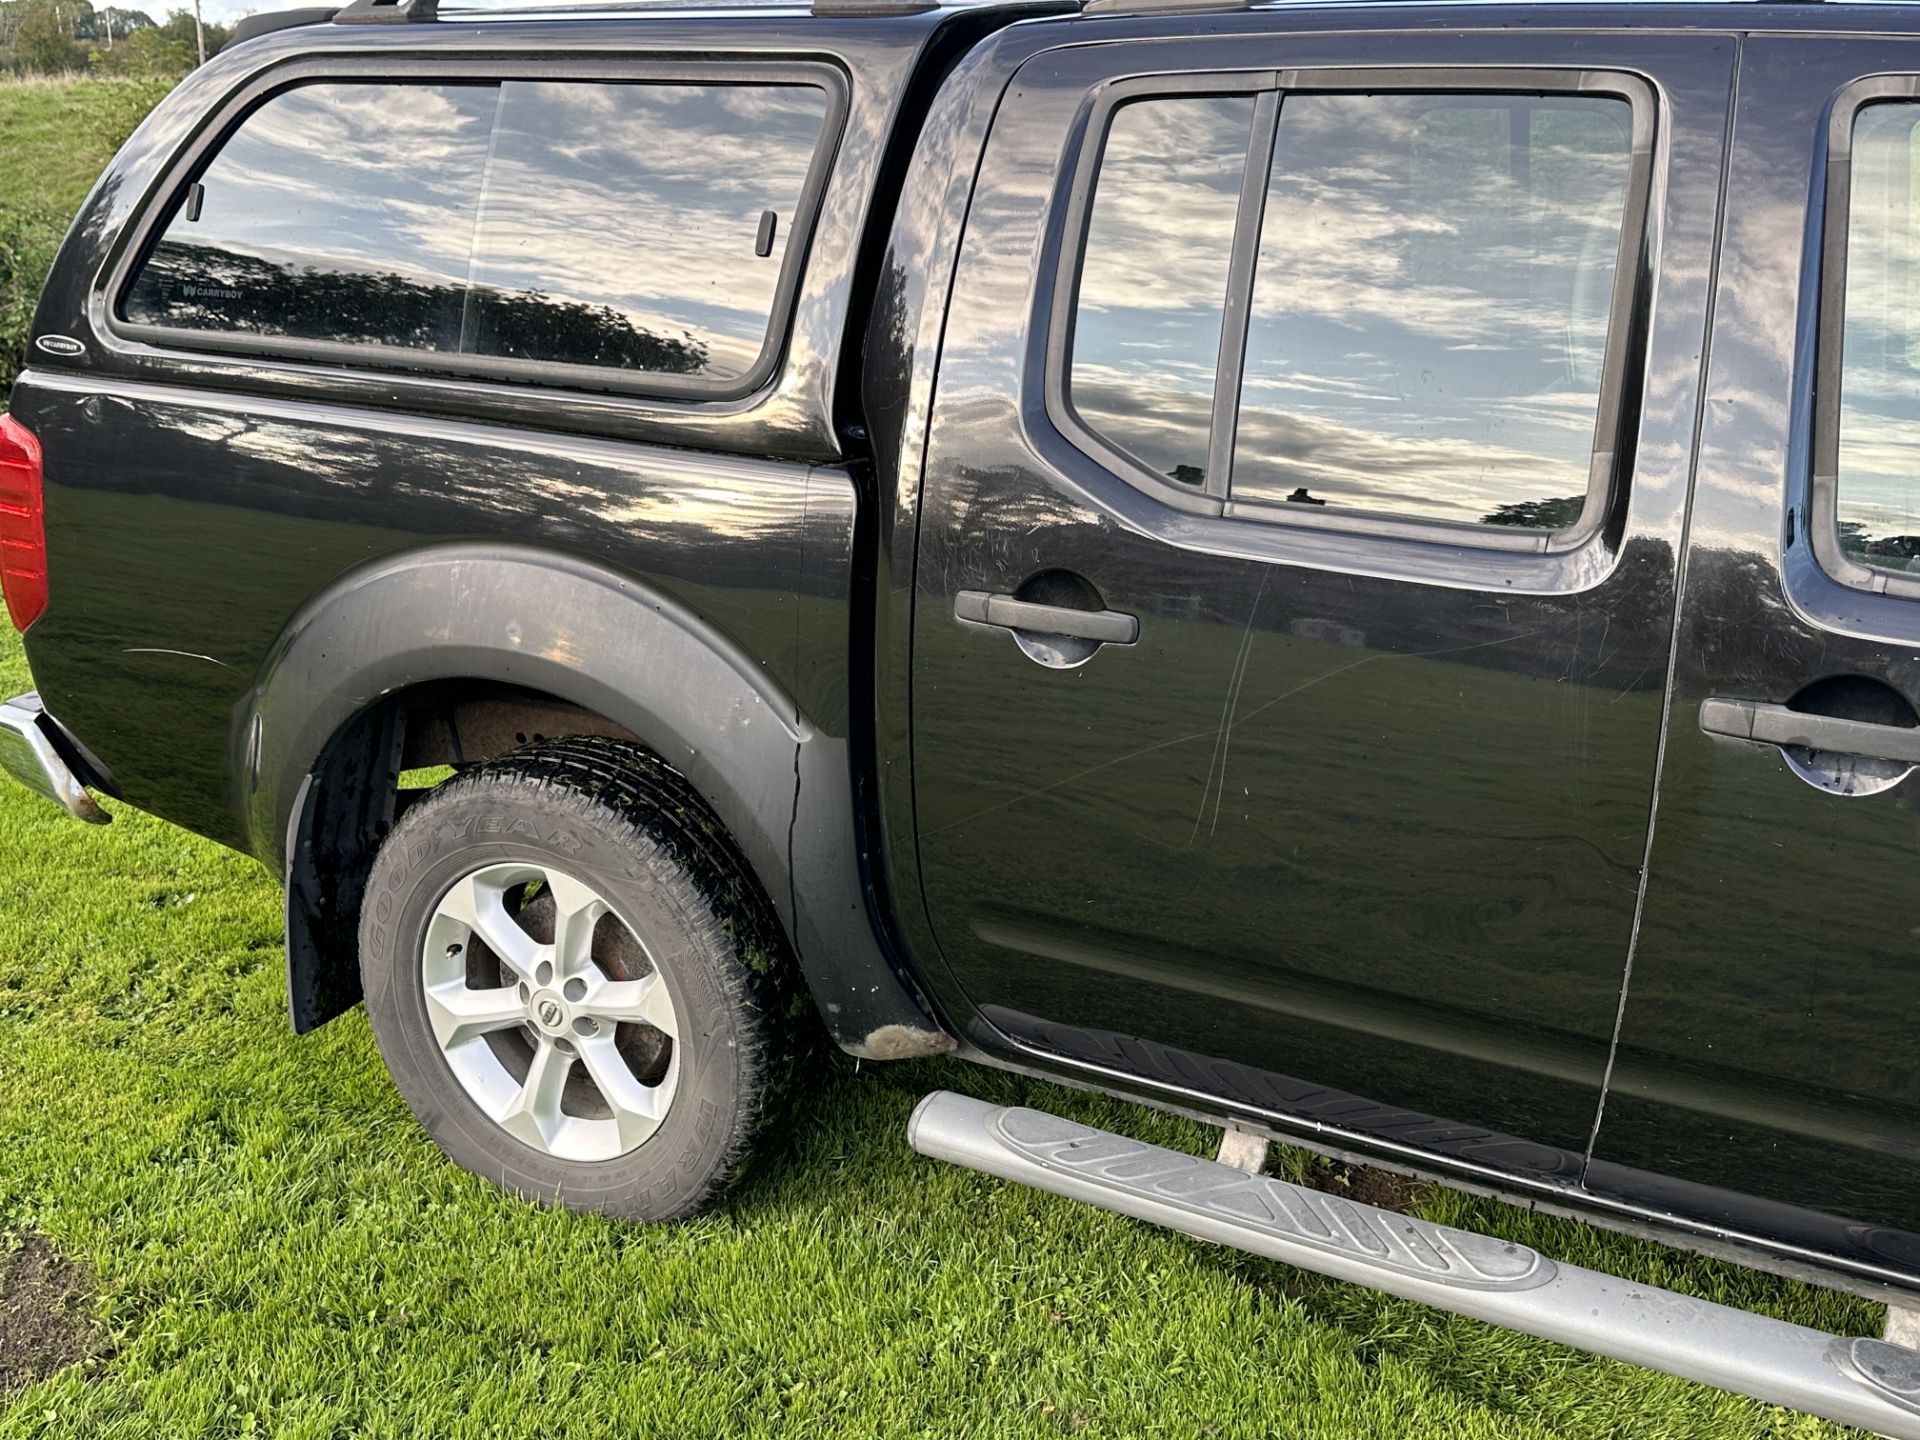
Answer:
xmin=0 ymin=615 xmax=1886 ymax=1438
xmin=0 ymin=77 xmax=174 ymax=215
xmin=0 ymin=75 xmax=176 ymax=394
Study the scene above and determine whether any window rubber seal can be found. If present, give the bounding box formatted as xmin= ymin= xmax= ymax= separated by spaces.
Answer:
xmin=1809 ymin=73 xmax=1920 ymax=599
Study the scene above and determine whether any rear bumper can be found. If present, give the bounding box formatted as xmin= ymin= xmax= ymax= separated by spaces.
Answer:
xmin=0 ymin=693 xmax=108 ymax=823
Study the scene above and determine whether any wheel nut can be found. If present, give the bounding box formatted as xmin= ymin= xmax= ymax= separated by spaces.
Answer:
xmin=573 ymin=1017 xmax=598 ymax=1037
xmin=563 ymin=978 xmax=587 ymax=1002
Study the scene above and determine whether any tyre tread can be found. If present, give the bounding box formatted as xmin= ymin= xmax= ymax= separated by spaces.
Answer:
xmin=370 ymin=735 xmax=799 ymax=1220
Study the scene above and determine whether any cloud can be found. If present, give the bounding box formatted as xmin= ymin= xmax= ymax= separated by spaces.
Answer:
xmin=1063 ymin=88 xmax=1633 ymax=519
xmin=140 ymin=74 xmax=829 ymax=379
xmin=1829 ymin=106 xmax=1920 ymax=549
xmin=198 ymin=0 xmax=263 ymax=25
xmin=1070 ymin=370 xmax=1594 ymax=525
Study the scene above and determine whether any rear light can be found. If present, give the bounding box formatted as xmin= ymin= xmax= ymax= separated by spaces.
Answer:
xmin=0 ymin=414 xmax=47 ymax=632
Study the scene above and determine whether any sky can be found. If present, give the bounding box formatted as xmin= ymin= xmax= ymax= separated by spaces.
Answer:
xmin=167 ymin=0 xmax=251 ymax=22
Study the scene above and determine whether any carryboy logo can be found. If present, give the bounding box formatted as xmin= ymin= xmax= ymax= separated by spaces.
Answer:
xmin=33 ymin=334 xmax=84 ymax=358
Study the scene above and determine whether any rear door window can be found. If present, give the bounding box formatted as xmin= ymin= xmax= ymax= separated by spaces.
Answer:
xmin=1231 ymin=92 xmax=1634 ymax=531
xmin=1831 ymin=102 xmax=1920 ymax=577
xmin=120 ymin=75 xmax=834 ymax=394
xmin=1059 ymin=78 xmax=1645 ymax=546
xmin=1067 ymin=94 xmax=1258 ymax=489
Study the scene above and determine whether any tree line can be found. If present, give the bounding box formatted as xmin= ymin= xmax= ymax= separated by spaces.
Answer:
xmin=2 ymin=0 xmax=232 ymax=75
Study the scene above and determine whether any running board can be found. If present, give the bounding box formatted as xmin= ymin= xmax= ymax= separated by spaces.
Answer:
xmin=908 ymin=1091 xmax=1920 ymax=1438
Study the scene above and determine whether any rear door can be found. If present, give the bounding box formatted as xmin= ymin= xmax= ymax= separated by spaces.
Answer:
xmin=1592 ymin=35 xmax=1920 ymax=1272
xmin=908 ymin=22 xmax=1735 ymax=1172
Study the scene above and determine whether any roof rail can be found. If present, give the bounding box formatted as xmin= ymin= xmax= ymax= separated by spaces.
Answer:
xmin=1081 ymin=0 xmax=1252 ymax=13
xmin=230 ymin=4 xmax=339 ymax=42
xmin=335 ymin=0 xmax=438 ymax=22
xmin=810 ymin=0 xmax=939 ymax=13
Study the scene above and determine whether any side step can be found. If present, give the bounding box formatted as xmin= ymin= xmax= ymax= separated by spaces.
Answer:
xmin=909 ymin=1091 xmax=1920 ymax=1438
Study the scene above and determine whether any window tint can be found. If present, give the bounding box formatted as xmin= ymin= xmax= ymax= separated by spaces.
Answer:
xmin=1836 ymin=103 xmax=1920 ymax=574
xmin=462 ymin=82 xmax=827 ymax=380
xmin=122 ymin=77 xmax=830 ymax=387
xmin=1068 ymin=95 xmax=1257 ymax=489
xmin=123 ymin=82 xmax=495 ymax=353
xmin=1232 ymin=93 xmax=1633 ymax=530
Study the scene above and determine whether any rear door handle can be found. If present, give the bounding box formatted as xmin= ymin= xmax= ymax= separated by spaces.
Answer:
xmin=1700 ymin=698 xmax=1920 ymax=765
xmin=954 ymin=591 xmax=1139 ymax=646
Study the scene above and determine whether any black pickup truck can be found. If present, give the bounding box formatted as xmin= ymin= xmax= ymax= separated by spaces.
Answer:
xmin=9 ymin=0 xmax=1920 ymax=1426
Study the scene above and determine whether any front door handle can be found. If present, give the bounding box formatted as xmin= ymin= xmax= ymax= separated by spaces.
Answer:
xmin=954 ymin=591 xmax=1139 ymax=646
xmin=1700 ymin=698 xmax=1920 ymax=765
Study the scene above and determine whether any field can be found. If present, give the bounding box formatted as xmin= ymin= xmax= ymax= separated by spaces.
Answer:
xmin=0 ymin=77 xmax=175 ymax=389
xmin=0 ymin=73 xmax=1888 ymax=1440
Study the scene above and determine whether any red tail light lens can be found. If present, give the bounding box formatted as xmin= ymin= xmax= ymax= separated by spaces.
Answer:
xmin=0 ymin=414 xmax=47 ymax=632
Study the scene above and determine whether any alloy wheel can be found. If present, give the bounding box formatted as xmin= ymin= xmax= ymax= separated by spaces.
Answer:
xmin=421 ymin=862 xmax=680 ymax=1162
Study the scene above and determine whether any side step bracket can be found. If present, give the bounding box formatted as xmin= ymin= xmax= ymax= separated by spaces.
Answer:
xmin=908 ymin=1091 xmax=1920 ymax=1437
